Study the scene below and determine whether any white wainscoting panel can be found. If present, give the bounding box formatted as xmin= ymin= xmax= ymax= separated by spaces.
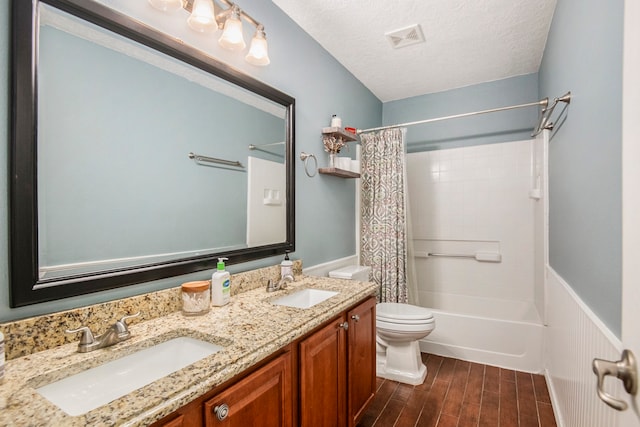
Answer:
xmin=545 ymin=266 xmax=624 ymax=427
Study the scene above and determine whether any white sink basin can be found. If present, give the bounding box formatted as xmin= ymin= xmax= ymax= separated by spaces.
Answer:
xmin=272 ymin=288 xmax=339 ymax=309
xmin=36 ymin=336 xmax=223 ymax=416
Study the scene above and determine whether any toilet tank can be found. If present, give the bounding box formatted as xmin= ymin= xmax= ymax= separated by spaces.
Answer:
xmin=328 ymin=265 xmax=371 ymax=281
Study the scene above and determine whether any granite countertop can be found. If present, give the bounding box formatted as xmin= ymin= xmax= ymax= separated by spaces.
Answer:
xmin=0 ymin=276 xmax=377 ymax=426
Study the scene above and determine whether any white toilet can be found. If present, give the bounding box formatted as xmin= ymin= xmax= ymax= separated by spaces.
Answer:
xmin=328 ymin=265 xmax=436 ymax=386
xmin=376 ymin=302 xmax=435 ymax=385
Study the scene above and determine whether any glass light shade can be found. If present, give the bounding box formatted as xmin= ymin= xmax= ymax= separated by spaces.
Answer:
xmin=218 ymin=13 xmax=246 ymax=51
xmin=148 ymin=0 xmax=183 ymax=12
xmin=187 ymin=0 xmax=217 ymax=32
xmin=245 ymin=31 xmax=270 ymax=66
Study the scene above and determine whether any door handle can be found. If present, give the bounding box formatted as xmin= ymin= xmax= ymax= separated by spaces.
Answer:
xmin=592 ymin=349 xmax=638 ymax=411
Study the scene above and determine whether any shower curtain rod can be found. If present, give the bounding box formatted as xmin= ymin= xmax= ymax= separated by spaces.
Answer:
xmin=356 ymin=98 xmax=550 ymax=135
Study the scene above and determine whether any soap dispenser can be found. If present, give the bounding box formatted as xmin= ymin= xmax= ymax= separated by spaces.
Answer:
xmin=280 ymin=251 xmax=293 ymax=279
xmin=211 ymin=257 xmax=230 ymax=307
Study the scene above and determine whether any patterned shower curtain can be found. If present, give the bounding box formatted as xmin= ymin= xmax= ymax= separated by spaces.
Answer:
xmin=359 ymin=128 xmax=410 ymax=303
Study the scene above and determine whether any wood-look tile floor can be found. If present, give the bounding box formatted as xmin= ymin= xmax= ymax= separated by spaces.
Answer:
xmin=357 ymin=353 xmax=557 ymax=427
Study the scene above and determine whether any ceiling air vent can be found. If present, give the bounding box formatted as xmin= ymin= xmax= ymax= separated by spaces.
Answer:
xmin=385 ymin=24 xmax=425 ymax=49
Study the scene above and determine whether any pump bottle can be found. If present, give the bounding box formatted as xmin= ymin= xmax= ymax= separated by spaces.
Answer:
xmin=211 ymin=257 xmax=230 ymax=306
xmin=280 ymin=251 xmax=293 ymax=279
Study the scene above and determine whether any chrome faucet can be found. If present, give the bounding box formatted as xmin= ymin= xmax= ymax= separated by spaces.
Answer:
xmin=66 ymin=312 xmax=140 ymax=353
xmin=266 ymin=274 xmax=295 ymax=292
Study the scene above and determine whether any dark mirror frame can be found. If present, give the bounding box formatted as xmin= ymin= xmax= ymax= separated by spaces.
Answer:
xmin=9 ymin=0 xmax=295 ymax=307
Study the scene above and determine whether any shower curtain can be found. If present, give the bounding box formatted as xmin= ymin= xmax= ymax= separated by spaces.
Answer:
xmin=359 ymin=128 xmax=417 ymax=304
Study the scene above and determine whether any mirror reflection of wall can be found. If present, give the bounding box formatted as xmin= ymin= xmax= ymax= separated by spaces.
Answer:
xmin=36 ymin=4 xmax=286 ymax=280
xmin=246 ymin=157 xmax=286 ymax=247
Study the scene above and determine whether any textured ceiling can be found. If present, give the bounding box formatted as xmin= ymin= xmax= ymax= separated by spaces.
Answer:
xmin=272 ymin=0 xmax=557 ymax=102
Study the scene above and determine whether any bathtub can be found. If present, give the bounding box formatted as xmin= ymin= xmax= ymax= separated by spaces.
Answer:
xmin=416 ymin=292 xmax=544 ymax=373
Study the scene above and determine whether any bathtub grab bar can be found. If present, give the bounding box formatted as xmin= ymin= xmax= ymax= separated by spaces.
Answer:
xmin=415 ymin=251 xmax=502 ymax=263
xmin=428 ymin=253 xmax=475 ymax=259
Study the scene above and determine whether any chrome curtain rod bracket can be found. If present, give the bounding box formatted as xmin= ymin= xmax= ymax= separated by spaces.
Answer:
xmin=531 ymin=91 xmax=572 ymax=137
xmin=188 ymin=152 xmax=244 ymax=168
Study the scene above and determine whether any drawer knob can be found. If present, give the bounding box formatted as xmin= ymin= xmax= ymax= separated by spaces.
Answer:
xmin=214 ymin=403 xmax=229 ymax=421
xmin=351 ymin=314 xmax=360 ymax=322
xmin=339 ymin=321 xmax=349 ymax=330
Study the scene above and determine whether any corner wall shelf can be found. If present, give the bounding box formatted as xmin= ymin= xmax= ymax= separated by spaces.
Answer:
xmin=321 ymin=127 xmax=360 ymax=178
xmin=321 ymin=127 xmax=359 ymax=142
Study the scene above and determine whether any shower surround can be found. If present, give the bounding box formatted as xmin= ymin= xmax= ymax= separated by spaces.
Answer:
xmin=406 ymin=137 xmax=546 ymax=372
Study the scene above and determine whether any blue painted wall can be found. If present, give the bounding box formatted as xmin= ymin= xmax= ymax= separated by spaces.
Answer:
xmin=539 ymin=0 xmax=624 ymax=335
xmin=383 ymin=74 xmax=540 ymax=152
xmin=0 ymin=0 xmax=382 ymax=322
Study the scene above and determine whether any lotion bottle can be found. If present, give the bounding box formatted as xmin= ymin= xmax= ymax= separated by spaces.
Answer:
xmin=211 ymin=257 xmax=230 ymax=307
xmin=330 ymin=114 xmax=342 ymax=128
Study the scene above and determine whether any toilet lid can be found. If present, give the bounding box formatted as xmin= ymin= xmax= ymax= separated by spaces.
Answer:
xmin=376 ymin=302 xmax=434 ymax=323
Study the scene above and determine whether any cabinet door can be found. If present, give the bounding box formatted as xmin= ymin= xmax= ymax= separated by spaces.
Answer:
xmin=347 ymin=297 xmax=376 ymax=426
xmin=204 ymin=352 xmax=292 ymax=427
xmin=299 ymin=315 xmax=347 ymax=427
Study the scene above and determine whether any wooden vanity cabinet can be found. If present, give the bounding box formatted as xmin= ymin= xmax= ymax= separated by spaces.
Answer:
xmin=299 ymin=296 xmax=376 ymax=427
xmin=150 ymin=296 xmax=375 ymax=427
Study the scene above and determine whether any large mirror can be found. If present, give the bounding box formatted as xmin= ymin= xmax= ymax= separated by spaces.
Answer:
xmin=10 ymin=0 xmax=295 ymax=306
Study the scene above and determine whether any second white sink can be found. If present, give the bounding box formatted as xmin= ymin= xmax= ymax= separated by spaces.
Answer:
xmin=36 ymin=336 xmax=223 ymax=416
xmin=272 ymin=288 xmax=339 ymax=309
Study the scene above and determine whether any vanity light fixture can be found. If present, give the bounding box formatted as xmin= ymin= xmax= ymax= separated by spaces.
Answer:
xmin=148 ymin=0 xmax=183 ymax=12
xmin=218 ymin=6 xmax=245 ymax=51
xmin=246 ymin=25 xmax=270 ymax=66
xmin=148 ymin=0 xmax=270 ymax=66
xmin=187 ymin=0 xmax=218 ymax=32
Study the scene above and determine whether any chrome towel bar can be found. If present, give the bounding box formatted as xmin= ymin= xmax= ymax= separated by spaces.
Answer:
xmin=188 ymin=152 xmax=244 ymax=168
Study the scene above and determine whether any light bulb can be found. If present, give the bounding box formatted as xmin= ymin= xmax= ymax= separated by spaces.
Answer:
xmin=218 ymin=10 xmax=246 ymax=51
xmin=187 ymin=0 xmax=217 ymax=32
xmin=245 ymin=29 xmax=270 ymax=66
xmin=148 ymin=0 xmax=183 ymax=12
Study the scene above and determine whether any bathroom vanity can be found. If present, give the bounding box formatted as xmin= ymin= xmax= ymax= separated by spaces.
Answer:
xmin=0 ymin=270 xmax=377 ymax=426
xmin=151 ymin=296 xmax=375 ymax=427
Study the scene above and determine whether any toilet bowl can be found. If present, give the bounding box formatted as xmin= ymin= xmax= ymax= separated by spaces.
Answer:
xmin=326 ymin=265 xmax=435 ymax=385
xmin=376 ymin=302 xmax=435 ymax=385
